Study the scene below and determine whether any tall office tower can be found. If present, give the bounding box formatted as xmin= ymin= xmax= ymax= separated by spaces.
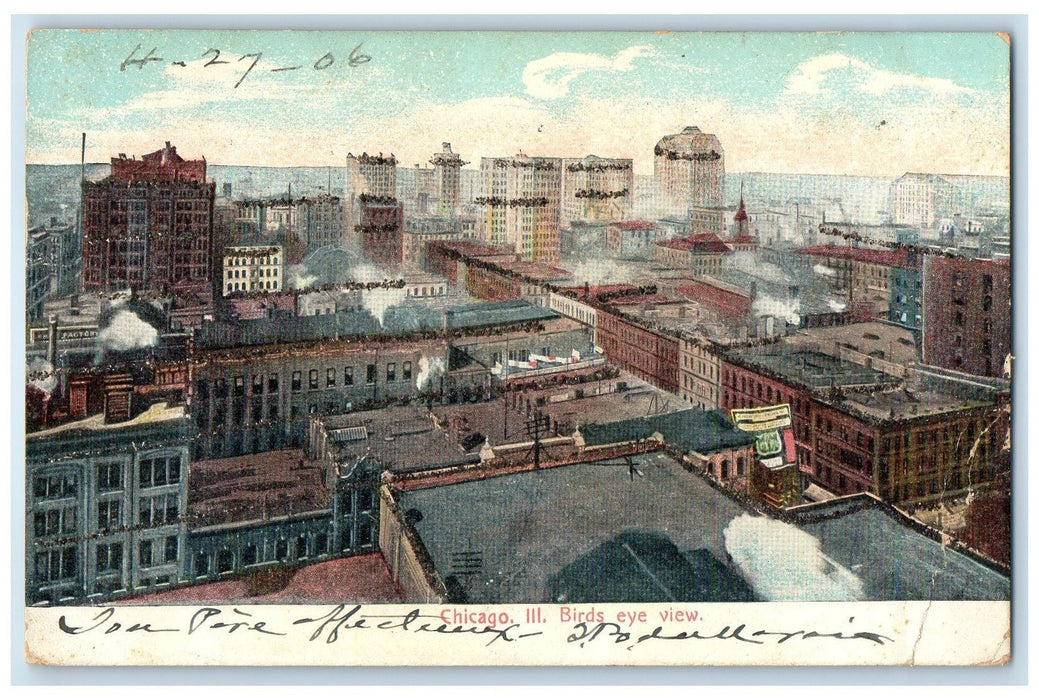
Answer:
xmin=654 ymin=126 xmax=726 ymax=219
xmin=431 ymin=142 xmax=467 ymax=216
xmin=82 ymin=142 xmax=215 ymax=313
xmin=477 ymin=153 xmax=563 ymax=263
xmin=560 ymin=155 xmax=634 ymax=227
xmin=344 ymin=152 xmax=398 ymax=252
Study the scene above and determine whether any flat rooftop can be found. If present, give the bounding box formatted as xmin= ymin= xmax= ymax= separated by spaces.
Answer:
xmin=838 ymin=385 xmax=991 ymax=421
xmin=432 ymin=370 xmax=692 ymax=444
xmin=318 ymin=405 xmax=476 ymax=472
xmin=398 ymin=451 xmax=753 ymax=603
xmin=124 ymin=553 xmax=403 ymax=605
xmin=580 ymin=408 xmax=755 ymax=455
xmin=27 ymin=402 xmax=188 ymax=440
xmin=785 ymin=321 xmax=920 ymax=366
xmin=397 ymin=456 xmax=1009 ymax=603
xmin=726 ymin=346 xmax=899 ymax=391
xmin=446 ymin=299 xmax=559 ymax=330
xmin=189 ymin=448 xmax=328 ymax=529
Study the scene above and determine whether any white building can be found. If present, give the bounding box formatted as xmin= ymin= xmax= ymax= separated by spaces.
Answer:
xmin=889 ymin=173 xmax=954 ymax=228
xmin=560 ymin=155 xmax=633 ymax=227
xmin=223 ymin=245 xmax=283 ymax=296
xmin=477 ymin=153 xmax=563 ymax=263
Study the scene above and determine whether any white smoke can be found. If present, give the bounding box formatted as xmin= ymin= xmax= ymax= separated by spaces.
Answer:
xmin=752 ymin=294 xmax=801 ymax=326
xmin=416 ymin=355 xmax=446 ymax=390
xmin=725 ymin=251 xmax=790 ymax=285
xmin=814 ymin=263 xmax=837 ymax=277
xmin=286 ymin=264 xmax=319 ymax=290
xmin=349 ymin=264 xmax=407 ymax=328
xmin=563 ymin=257 xmax=643 ymax=285
xmin=27 ymin=357 xmax=57 ymax=396
xmin=723 ymin=514 xmax=865 ymax=602
xmin=828 ymin=299 xmax=847 ymax=312
xmin=97 ymin=310 xmax=158 ymax=351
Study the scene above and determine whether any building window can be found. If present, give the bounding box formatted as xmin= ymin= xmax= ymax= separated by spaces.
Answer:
xmin=97 ymin=500 xmax=121 ymax=532
xmin=138 ymin=455 xmax=181 ymax=488
xmin=34 ymin=505 xmax=76 ymax=538
xmin=367 ymin=364 xmax=376 ymax=385
xmin=234 ymin=376 xmax=245 ymax=397
xmin=387 ymin=363 xmax=396 ymax=382
xmin=97 ymin=462 xmax=123 ymax=491
xmin=326 ymin=368 xmax=336 ymax=387
xmin=138 ymin=494 xmax=179 ymax=527
xmin=139 ymin=540 xmax=153 ymax=569
xmin=96 ymin=542 xmax=123 ymax=573
xmin=164 ymin=536 xmax=178 ymax=564
xmin=292 ymin=371 xmax=302 ymax=391
xmin=344 ymin=367 xmax=354 ymax=386
xmin=309 ymin=369 xmax=319 ymax=390
xmin=253 ymin=374 xmax=264 ymax=394
xmin=36 ymin=546 xmax=77 ymax=582
xmin=268 ymin=373 xmax=279 ymax=393
xmin=33 ymin=473 xmax=77 ymax=501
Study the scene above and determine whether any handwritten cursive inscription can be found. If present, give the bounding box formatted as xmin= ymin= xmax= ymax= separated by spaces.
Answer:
xmin=120 ymin=42 xmax=371 ymax=88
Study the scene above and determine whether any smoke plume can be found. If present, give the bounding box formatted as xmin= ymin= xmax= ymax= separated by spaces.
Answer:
xmin=416 ymin=355 xmax=446 ymax=391
xmin=97 ymin=310 xmax=159 ymax=351
xmin=723 ymin=514 xmax=865 ymax=602
xmin=752 ymin=294 xmax=801 ymax=326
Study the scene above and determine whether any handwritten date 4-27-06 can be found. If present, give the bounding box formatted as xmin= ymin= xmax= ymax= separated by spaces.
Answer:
xmin=120 ymin=43 xmax=371 ymax=88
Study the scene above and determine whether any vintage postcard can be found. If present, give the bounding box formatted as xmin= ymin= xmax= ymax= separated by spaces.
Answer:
xmin=22 ymin=28 xmax=1012 ymax=667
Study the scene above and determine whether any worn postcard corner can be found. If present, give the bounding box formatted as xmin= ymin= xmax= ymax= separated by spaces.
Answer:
xmin=23 ymin=27 xmax=1012 ymax=668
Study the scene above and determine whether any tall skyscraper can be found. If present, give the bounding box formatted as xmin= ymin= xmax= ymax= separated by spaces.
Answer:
xmin=477 ymin=153 xmax=562 ymax=262
xmin=430 ymin=142 xmax=467 ymax=216
xmin=345 ymin=152 xmax=398 ymax=257
xmin=560 ymin=155 xmax=633 ymax=227
xmin=654 ymin=126 xmax=726 ymax=219
xmin=82 ymin=142 xmax=215 ymax=312
xmin=889 ymin=172 xmax=954 ymax=229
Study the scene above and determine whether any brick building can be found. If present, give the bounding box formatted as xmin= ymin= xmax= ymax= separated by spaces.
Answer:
xmin=358 ymin=197 xmax=404 ymax=267
xmin=721 ymin=346 xmax=1008 ymax=505
xmin=922 ymin=254 xmax=1011 ymax=378
xmin=597 ymin=304 xmax=680 ymax=394
xmin=82 ymin=143 xmax=215 ymax=319
xmin=653 ymin=233 xmax=732 ymax=275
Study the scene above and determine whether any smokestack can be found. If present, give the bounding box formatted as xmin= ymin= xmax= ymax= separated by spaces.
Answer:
xmin=584 ymin=281 xmax=590 ymax=298
xmin=749 ymin=281 xmax=757 ymax=300
xmin=47 ymin=314 xmax=58 ymax=366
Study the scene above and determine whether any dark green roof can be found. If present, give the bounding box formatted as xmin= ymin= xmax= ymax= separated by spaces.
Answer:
xmin=580 ymin=408 xmax=755 ymax=454
xmin=446 ymin=299 xmax=558 ymax=330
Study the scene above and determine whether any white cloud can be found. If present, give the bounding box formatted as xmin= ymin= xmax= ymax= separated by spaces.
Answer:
xmin=785 ymin=52 xmax=972 ymax=97
xmin=522 ymin=45 xmax=655 ymax=99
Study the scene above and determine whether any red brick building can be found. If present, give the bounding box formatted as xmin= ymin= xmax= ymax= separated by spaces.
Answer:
xmin=597 ymin=305 xmax=680 ymax=394
xmin=82 ymin=143 xmax=215 ymax=314
xmin=358 ymin=198 xmax=404 ymax=267
xmin=425 ymin=240 xmax=517 ymax=285
xmin=721 ymin=347 xmax=1009 ymax=505
xmin=922 ymin=255 xmax=1011 ymax=378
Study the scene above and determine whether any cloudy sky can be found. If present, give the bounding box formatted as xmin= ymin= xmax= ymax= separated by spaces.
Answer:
xmin=26 ymin=30 xmax=1010 ymax=176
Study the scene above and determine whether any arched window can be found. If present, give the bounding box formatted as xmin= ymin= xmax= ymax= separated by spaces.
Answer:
xmin=720 ymin=459 xmax=730 ymax=479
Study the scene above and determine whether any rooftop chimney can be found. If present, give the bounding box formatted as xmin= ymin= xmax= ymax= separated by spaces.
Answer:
xmin=442 ymin=143 xmax=452 ymax=152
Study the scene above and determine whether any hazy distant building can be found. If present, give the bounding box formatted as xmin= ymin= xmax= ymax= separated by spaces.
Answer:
xmin=889 ymin=173 xmax=954 ymax=229
xmin=82 ymin=143 xmax=215 ymax=319
xmin=560 ymin=155 xmax=633 ymax=227
xmin=477 ymin=153 xmax=563 ymax=262
xmin=654 ymin=126 xmax=726 ymax=219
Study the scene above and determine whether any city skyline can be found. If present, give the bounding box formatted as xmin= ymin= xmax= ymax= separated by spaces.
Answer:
xmin=27 ymin=31 xmax=1009 ymax=177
